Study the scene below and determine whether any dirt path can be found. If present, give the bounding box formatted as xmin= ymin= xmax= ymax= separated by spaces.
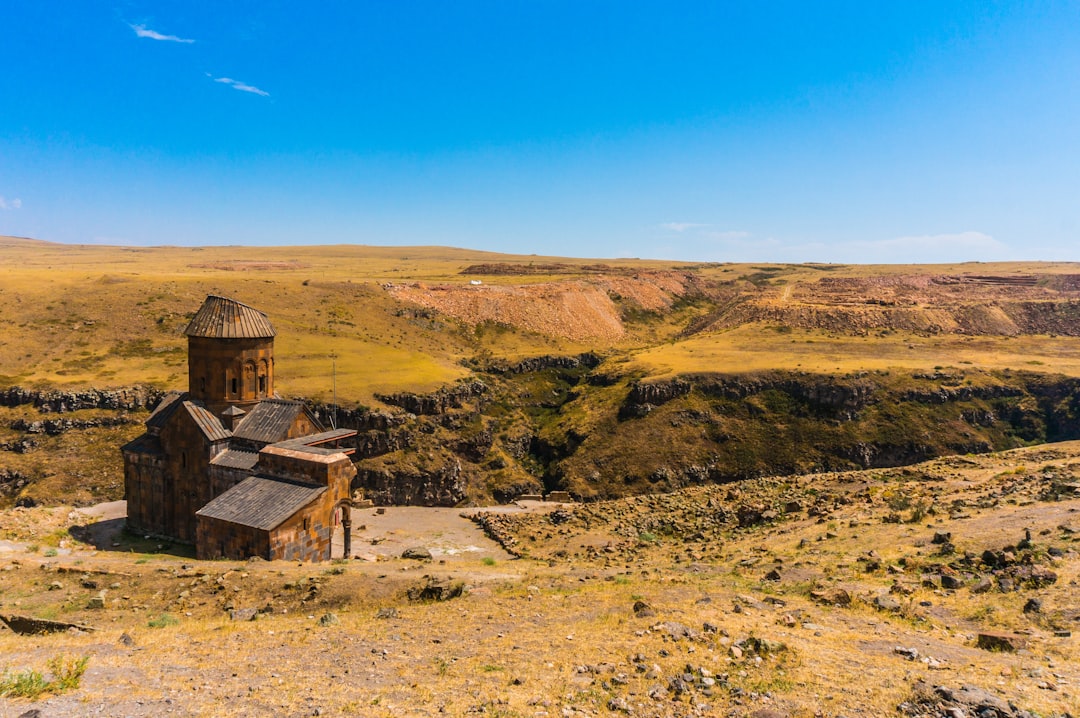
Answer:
xmin=3 ymin=500 xmax=556 ymax=565
xmin=334 ymin=506 xmax=518 ymax=563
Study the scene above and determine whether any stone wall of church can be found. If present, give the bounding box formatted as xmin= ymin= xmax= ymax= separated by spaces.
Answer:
xmin=186 ymin=336 xmax=274 ymax=415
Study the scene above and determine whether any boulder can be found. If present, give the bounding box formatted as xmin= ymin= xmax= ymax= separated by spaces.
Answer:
xmin=976 ymin=632 xmax=1028 ymax=652
xmin=873 ymin=594 xmax=902 ymax=612
xmin=407 ymin=577 xmax=464 ymax=602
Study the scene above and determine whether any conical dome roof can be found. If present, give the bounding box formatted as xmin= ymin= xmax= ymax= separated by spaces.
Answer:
xmin=183 ymin=295 xmax=276 ymax=339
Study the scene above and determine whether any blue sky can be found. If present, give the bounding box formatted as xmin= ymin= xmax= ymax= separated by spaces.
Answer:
xmin=1 ymin=2 xmax=1078 ymax=263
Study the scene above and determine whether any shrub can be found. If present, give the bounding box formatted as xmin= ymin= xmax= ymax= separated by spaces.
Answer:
xmin=0 ymin=655 xmax=89 ymax=699
xmin=147 ymin=613 xmax=179 ymax=628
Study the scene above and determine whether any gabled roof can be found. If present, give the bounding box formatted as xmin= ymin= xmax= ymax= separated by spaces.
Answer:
xmin=232 ymin=399 xmax=320 ymax=445
xmin=121 ymin=433 xmax=162 ymax=455
xmin=209 ymin=448 xmax=259 ymax=471
xmin=184 ymin=295 xmax=275 ymax=339
xmin=274 ymin=428 xmax=357 ymax=455
xmin=145 ymin=392 xmax=187 ymax=432
xmin=195 ymin=476 xmax=326 ymax=531
xmin=183 ymin=401 xmax=232 ymax=442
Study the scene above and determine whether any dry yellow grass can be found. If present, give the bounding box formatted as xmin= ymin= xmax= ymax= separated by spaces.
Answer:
xmin=628 ymin=327 xmax=1080 ymax=379
xmin=2 ymin=441 xmax=1079 ymax=717
xmin=5 ymin=236 xmax=1080 ymax=405
xmin=0 ymin=237 xmax=702 ymax=403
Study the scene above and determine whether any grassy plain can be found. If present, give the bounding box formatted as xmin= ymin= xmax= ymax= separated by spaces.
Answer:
xmin=6 ymin=235 xmax=1080 ymax=403
xmin=625 ymin=328 xmax=1080 ymax=379
xmin=0 ymin=236 xmax=685 ymax=401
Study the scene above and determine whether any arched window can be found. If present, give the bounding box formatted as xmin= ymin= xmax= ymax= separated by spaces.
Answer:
xmin=258 ymin=359 xmax=269 ymax=396
xmin=243 ymin=361 xmax=256 ymax=397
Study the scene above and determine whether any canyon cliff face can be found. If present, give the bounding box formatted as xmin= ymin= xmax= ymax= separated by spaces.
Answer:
xmin=301 ymin=363 xmax=1080 ymax=506
xmin=3 ymin=362 xmax=1080 ymax=508
xmin=555 ymin=368 xmax=1080 ymax=499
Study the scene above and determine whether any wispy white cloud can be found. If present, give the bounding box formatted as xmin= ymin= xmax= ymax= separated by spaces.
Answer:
xmin=703 ymin=229 xmax=751 ymax=241
xmin=130 ymin=23 xmax=194 ymax=43
xmin=651 ymin=229 xmax=1013 ymax=264
xmin=784 ymin=231 xmax=1010 ymax=264
xmin=659 ymin=222 xmax=708 ymax=232
xmin=0 ymin=196 xmax=22 ymax=210
xmin=859 ymin=231 xmax=1006 ymax=256
xmin=808 ymin=231 xmax=1012 ymax=264
xmin=658 ymin=223 xmax=751 ymax=241
xmin=212 ymin=76 xmax=270 ymax=97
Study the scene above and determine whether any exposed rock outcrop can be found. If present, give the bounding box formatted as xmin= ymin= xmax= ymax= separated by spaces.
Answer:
xmin=482 ymin=353 xmax=602 ymax=375
xmin=357 ymin=459 xmax=467 ymax=506
xmin=10 ymin=415 xmax=138 ymax=435
xmin=376 ymin=381 xmax=487 ymax=415
xmin=0 ymin=386 xmax=164 ymax=412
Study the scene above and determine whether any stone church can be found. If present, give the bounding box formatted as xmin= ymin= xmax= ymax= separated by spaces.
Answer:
xmin=122 ymin=295 xmax=357 ymax=561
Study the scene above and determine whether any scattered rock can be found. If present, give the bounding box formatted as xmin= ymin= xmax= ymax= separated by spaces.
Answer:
xmin=632 ymin=600 xmax=656 ymax=618
xmin=607 ymin=696 xmax=630 ymax=712
xmin=811 ymin=588 xmax=851 ymax=607
xmin=893 ymin=646 xmax=919 ymax=660
xmin=976 ymin=632 xmax=1028 ymax=652
xmin=407 ymin=577 xmax=464 ymax=602
xmin=401 ymin=547 xmax=433 ymax=560
xmin=939 ymin=573 xmax=963 ymax=590
xmin=230 ymin=608 xmax=259 ymax=622
xmin=0 ymin=613 xmax=95 ymax=635
xmin=873 ymin=594 xmax=902 ymax=612
xmin=652 ymin=621 xmax=698 ymax=641
xmin=317 ymin=612 xmax=339 ymax=627
xmin=736 ymin=504 xmax=767 ymax=527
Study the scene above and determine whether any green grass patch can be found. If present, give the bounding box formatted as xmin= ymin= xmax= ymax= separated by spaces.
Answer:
xmin=147 ymin=613 xmax=179 ymax=629
xmin=0 ymin=655 xmax=89 ymax=699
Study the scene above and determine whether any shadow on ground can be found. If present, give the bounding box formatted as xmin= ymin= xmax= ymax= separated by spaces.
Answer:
xmin=68 ymin=516 xmax=195 ymax=558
